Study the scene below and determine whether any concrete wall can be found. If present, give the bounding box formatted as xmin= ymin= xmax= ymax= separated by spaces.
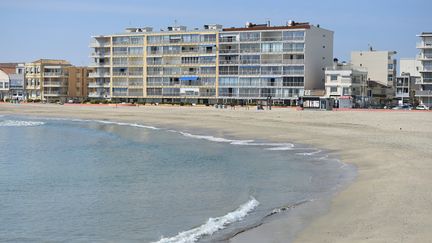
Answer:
xmin=304 ymin=26 xmax=334 ymax=91
xmin=351 ymin=51 xmax=395 ymax=87
xmin=400 ymin=58 xmax=421 ymax=76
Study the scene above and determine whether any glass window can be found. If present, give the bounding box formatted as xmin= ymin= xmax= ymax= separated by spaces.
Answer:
xmin=330 ymin=75 xmax=338 ymax=81
xmin=330 ymin=87 xmax=338 ymax=92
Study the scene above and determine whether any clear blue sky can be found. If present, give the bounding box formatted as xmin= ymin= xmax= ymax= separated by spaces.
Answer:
xmin=1 ymin=0 xmax=431 ymax=66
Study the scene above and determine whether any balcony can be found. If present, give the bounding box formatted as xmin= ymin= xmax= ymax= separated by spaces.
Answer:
xmin=88 ymin=82 xmax=110 ymax=88
xmin=43 ymin=72 xmax=64 ymax=77
xmin=418 ymin=54 xmax=432 ymax=60
xmin=44 ymin=82 xmax=67 ymax=87
xmin=90 ymin=41 xmax=110 ymax=48
xmin=89 ymin=92 xmax=110 ymax=98
xmin=415 ymin=90 xmax=432 ymax=97
xmin=220 ymin=60 xmax=239 ymax=65
xmin=419 ymin=67 xmax=432 ymax=73
xmin=89 ymin=72 xmax=110 ymax=78
xmin=90 ymin=52 xmax=111 ymax=57
xmin=89 ymin=62 xmax=110 ymax=67
xmin=44 ymin=92 xmax=64 ymax=97
xmin=417 ymin=42 xmax=432 ymax=49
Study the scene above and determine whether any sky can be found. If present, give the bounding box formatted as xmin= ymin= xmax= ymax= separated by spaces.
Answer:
xmin=1 ymin=0 xmax=431 ymax=66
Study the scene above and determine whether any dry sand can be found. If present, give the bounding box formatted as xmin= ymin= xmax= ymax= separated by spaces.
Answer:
xmin=1 ymin=103 xmax=432 ymax=243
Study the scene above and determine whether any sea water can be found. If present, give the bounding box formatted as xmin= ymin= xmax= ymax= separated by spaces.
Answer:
xmin=0 ymin=116 xmax=355 ymax=242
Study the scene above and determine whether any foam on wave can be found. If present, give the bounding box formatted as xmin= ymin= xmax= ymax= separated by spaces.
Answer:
xmin=0 ymin=120 xmax=45 ymax=127
xmin=154 ymin=197 xmax=259 ymax=243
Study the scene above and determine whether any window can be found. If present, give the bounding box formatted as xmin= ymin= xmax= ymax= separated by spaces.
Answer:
xmin=330 ymin=75 xmax=338 ymax=81
xmin=343 ymin=87 xmax=350 ymax=95
xmin=388 ymin=64 xmax=394 ymax=70
xmin=330 ymin=87 xmax=338 ymax=93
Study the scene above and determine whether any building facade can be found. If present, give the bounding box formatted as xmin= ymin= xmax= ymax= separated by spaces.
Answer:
xmin=0 ymin=68 xmax=9 ymax=100
xmin=351 ymin=49 xmax=397 ymax=87
xmin=395 ymin=73 xmax=418 ymax=105
xmin=89 ymin=21 xmax=333 ymax=104
xmin=324 ymin=62 xmax=368 ymax=108
xmin=416 ymin=32 xmax=432 ymax=107
xmin=399 ymin=58 xmax=421 ymax=77
xmin=24 ymin=59 xmax=91 ymax=102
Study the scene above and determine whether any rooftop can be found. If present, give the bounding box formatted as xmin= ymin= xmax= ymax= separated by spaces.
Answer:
xmin=93 ymin=20 xmax=322 ymax=37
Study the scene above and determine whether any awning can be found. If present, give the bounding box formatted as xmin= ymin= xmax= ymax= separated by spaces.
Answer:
xmin=179 ymin=76 xmax=199 ymax=81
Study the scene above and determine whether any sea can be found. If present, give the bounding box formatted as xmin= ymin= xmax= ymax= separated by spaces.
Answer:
xmin=0 ymin=115 xmax=355 ymax=242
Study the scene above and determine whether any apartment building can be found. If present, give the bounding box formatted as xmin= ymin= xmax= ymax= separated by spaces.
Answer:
xmin=416 ymin=32 xmax=432 ymax=107
xmin=25 ymin=59 xmax=71 ymax=101
xmin=68 ymin=67 xmax=91 ymax=99
xmin=351 ymin=49 xmax=397 ymax=87
xmin=89 ymin=21 xmax=333 ymax=104
xmin=324 ymin=61 xmax=367 ymax=108
xmin=25 ymin=59 xmax=90 ymax=102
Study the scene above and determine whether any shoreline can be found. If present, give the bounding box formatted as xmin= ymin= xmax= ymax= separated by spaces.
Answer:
xmin=1 ymin=104 xmax=432 ymax=242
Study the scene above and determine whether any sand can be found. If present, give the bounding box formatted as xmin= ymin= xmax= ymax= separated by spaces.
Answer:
xmin=1 ymin=103 xmax=432 ymax=243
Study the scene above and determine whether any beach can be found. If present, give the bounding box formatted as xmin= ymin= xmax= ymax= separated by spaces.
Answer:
xmin=1 ymin=103 xmax=432 ymax=243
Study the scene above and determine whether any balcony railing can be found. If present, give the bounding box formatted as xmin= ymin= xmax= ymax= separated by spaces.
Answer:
xmin=44 ymin=82 xmax=67 ymax=87
xmin=417 ymin=42 xmax=432 ymax=48
xmin=415 ymin=90 xmax=432 ymax=96
xmin=90 ymin=41 xmax=110 ymax=47
xmin=89 ymin=72 xmax=110 ymax=78
xmin=43 ymin=72 xmax=64 ymax=77
xmin=91 ymin=52 xmax=111 ymax=57
xmin=88 ymin=82 xmax=110 ymax=88
xmin=89 ymin=92 xmax=110 ymax=98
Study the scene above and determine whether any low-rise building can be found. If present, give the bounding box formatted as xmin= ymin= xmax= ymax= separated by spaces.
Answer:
xmin=395 ymin=73 xmax=418 ymax=105
xmin=0 ymin=68 xmax=9 ymax=100
xmin=24 ymin=59 xmax=91 ymax=102
xmin=324 ymin=61 xmax=367 ymax=108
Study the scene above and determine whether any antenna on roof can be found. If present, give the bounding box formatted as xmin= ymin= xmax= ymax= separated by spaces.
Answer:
xmin=174 ymin=19 xmax=178 ymax=27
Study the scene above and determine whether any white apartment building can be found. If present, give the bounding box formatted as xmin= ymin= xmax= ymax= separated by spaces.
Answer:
xmin=416 ymin=32 xmax=432 ymax=107
xmin=89 ymin=21 xmax=333 ymax=104
xmin=324 ymin=61 xmax=367 ymax=108
xmin=0 ymin=69 xmax=9 ymax=100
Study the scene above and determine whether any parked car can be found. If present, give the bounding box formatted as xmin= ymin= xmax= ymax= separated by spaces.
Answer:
xmin=392 ymin=104 xmax=413 ymax=110
xmin=415 ymin=104 xmax=430 ymax=110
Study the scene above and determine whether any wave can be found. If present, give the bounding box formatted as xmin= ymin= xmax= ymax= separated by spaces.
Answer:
xmin=154 ymin=197 xmax=259 ymax=243
xmin=0 ymin=120 xmax=45 ymax=127
xmin=178 ymin=132 xmax=295 ymax=151
xmin=31 ymin=117 xmax=323 ymax=156
xmin=38 ymin=117 xmax=160 ymax=130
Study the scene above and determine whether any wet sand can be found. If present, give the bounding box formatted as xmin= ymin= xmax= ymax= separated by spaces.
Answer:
xmin=1 ymin=103 xmax=432 ymax=243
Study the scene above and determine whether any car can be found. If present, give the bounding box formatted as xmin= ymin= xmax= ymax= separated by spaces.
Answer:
xmin=392 ymin=104 xmax=413 ymax=110
xmin=416 ymin=104 xmax=430 ymax=110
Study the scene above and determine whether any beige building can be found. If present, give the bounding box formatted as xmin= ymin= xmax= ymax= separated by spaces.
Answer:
xmin=351 ymin=49 xmax=397 ymax=87
xmin=399 ymin=58 xmax=421 ymax=77
xmin=89 ymin=21 xmax=334 ymax=105
xmin=25 ymin=59 xmax=91 ymax=102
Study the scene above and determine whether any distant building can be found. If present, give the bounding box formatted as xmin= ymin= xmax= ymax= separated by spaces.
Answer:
xmin=416 ymin=32 xmax=432 ymax=107
xmin=0 ymin=68 xmax=9 ymax=100
xmin=89 ymin=21 xmax=333 ymax=104
xmin=399 ymin=58 xmax=421 ymax=77
xmin=324 ymin=61 xmax=367 ymax=108
xmin=351 ymin=49 xmax=397 ymax=87
xmin=0 ymin=63 xmax=25 ymax=101
xmin=395 ymin=73 xmax=418 ymax=105
xmin=24 ymin=59 xmax=91 ymax=102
